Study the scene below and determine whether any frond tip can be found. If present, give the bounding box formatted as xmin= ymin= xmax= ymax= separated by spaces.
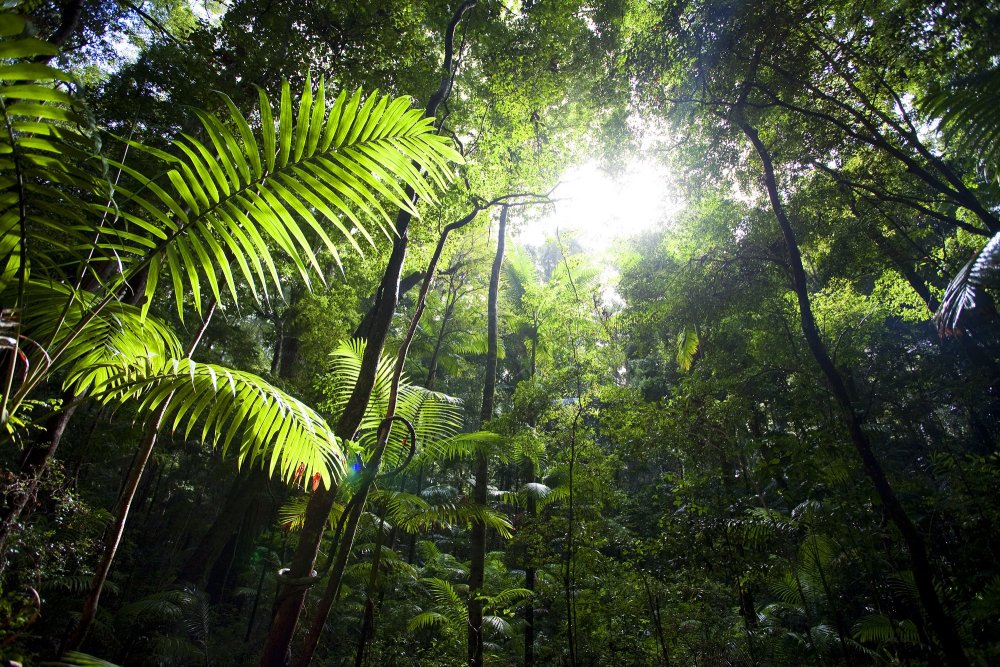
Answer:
xmin=936 ymin=230 xmax=1000 ymax=335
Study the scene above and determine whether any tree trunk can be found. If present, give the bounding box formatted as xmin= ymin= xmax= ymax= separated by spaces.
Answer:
xmin=469 ymin=205 xmax=506 ymax=667
xmin=292 ymin=199 xmax=486 ymax=667
xmin=736 ymin=114 xmax=970 ymax=667
xmin=257 ymin=10 xmax=476 ymax=660
xmin=524 ymin=458 xmax=536 ymax=667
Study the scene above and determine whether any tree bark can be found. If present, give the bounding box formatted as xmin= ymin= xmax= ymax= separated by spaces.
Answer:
xmin=735 ymin=114 xmax=970 ymax=667
xmin=468 ymin=205 xmax=506 ymax=667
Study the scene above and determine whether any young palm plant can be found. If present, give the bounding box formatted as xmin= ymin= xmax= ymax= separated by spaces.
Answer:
xmin=0 ymin=2 xmax=461 ymax=648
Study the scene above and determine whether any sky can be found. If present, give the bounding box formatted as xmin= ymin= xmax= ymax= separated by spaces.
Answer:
xmin=513 ymin=159 xmax=683 ymax=252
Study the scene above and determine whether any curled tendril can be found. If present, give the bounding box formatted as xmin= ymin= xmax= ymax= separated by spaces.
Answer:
xmin=375 ymin=415 xmax=417 ymax=479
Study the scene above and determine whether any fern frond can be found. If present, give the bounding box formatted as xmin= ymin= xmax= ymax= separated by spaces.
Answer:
xmin=99 ymin=357 xmax=344 ymax=487
xmin=107 ymin=78 xmax=461 ymax=318
xmin=0 ymin=12 xmax=110 ymax=294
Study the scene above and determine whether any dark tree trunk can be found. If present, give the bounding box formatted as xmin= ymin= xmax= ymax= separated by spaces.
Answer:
xmin=736 ymin=114 xmax=970 ymax=667
xmin=469 ymin=205 xmax=506 ymax=667
xmin=257 ymin=9 xmax=477 ymax=662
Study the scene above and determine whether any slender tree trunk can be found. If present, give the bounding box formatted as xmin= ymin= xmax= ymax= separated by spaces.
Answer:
xmin=469 ymin=206 xmax=506 ymax=667
xmin=425 ymin=276 xmax=459 ymax=392
xmin=245 ymin=552 xmax=269 ymax=642
xmin=353 ymin=511 xmax=388 ymax=667
xmin=523 ymin=456 xmax=536 ymax=667
xmin=406 ymin=465 xmax=425 ymax=565
xmin=736 ymin=114 xmax=970 ymax=667
xmin=563 ymin=410 xmax=579 ymax=667
xmin=641 ymin=573 xmax=669 ymax=667
xmin=64 ymin=300 xmax=217 ymax=651
xmin=292 ymin=201 xmax=486 ymax=667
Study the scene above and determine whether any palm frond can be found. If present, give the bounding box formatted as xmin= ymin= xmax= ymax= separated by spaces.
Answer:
xmin=482 ymin=614 xmax=513 ymax=638
xmin=43 ymin=575 xmax=119 ymax=597
xmin=936 ymin=230 xmax=1000 ymax=335
xmin=0 ymin=11 xmax=110 ymax=295
xmin=277 ymin=494 xmax=345 ymax=531
xmin=396 ymin=384 xmax=464 ymax=448
xmin=921 ymin=67 xmax=1000 ymax=174
xmin=536 ymin=483 xmax=570 ymax=510
xmin=322 ymin=338 xmax=399 ymax=424
xmin=12 ymin=279 xmax=183 ymax=394
xmin=675 ymin=324 xmax=699 ymax=372
xmin=415 ymin=431 xmax=505 ymax=465
xmin=321 ymin=339 xmax=464 ymax=467
xmin=99 ymin=357 xmax=344 ymax=487
xmin=401 ymin=501 xmax=513 ymax=539
xmin=852 ymin=614 xmax=921 ymax=645
xmin=500 ymin=481 xmax=553 ymax=507
xmin=423 ymin=577 xmax=466 ymax=612
xmin=105 ymin=78 xmax=462 ymax=318
xmin=485 ymin=587 xmax=533 ymax=613
xmin=51 ymin=652 xmax=122 ymax=667
xmin=406 ymin=610 xmax=450 ymax=633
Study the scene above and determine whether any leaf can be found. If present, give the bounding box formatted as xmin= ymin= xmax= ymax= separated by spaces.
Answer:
xmin=675 ymin=324 xmax=699 ymax=372
xmin=115 ymin=82 xmax=462 ymax=319
xmin=52 ymin=652 xmax=122 ymax=667
xmin=97 ymin=358 xmax=345 ymax=488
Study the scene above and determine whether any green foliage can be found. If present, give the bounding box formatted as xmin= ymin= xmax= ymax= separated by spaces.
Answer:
xmin=675 ymin=324 xmax=698 ymax=372
xmin=100 ymin=357 xmax=343 ymax=487
xmin=111 ymin=77 xmax=462 ymax=319
xmin=320 ymin=339 xmax=465 ymax=468
xmin=921 ymin=67 xmax=1000 ymax=177
xmin=0 ymin=11 xmax=110 ymax=293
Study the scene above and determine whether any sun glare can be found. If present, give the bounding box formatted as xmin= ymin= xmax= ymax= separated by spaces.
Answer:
xmin=515 ymin=159 xmax=682 ymax=251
